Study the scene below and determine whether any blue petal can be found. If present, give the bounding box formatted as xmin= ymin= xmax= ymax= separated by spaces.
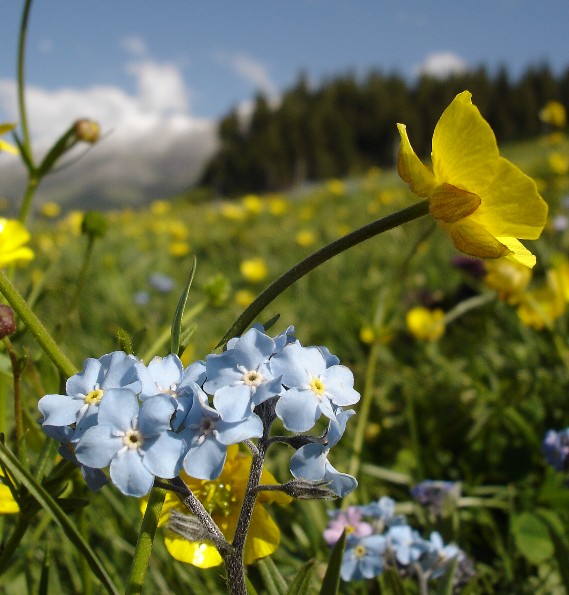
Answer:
xmin=323 ymin=366 xmax=360 ymax=406
xmin=38 ymin=394 xmax=84 ymax=427
xmin=142 ymin=431 xmax=184 ymax=478
xmin=213 ymin=384 xmax=254 ymax=422
xmin=138 ymin=395 xmax=176 ymax=435
xmin=233 ymin=328 xmax=275 ymax=370
xmin=183 ymin=436 xmax=227 ymax=480
xmin=275 ymin=388 xmax=320 ymax=432
xmin=203 ymin=351 xmax=239 ymax=393
xmin=97 ymin=388 xmax=139 ymax=430
xmin=75 ymin=424 xmax=121 ymax=468
xmin=290 ymin=443 xmax=327 ymax=480
xmin=66 ymin=358 xmax=102 ymax=396
xmin=182 ymin=360 xmax=206 ymax=386
xmin=326 ymin=408 xmax=356 ymax=448
xmin=110 ymin=448 xmax=155 ymax=497
xmin=323 ymin=460 xmax=358 ymax=497
xmin=215 ymin=414 xmax=263 ymax=445
xmin=270 ymin=343 xmax=326 ymax=388
xmin=99 ymin=351 xmax=141 ymax=393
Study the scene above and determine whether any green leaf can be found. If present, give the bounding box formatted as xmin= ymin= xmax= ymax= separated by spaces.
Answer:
xmin=382 ymin=567 xmax=407 ymax=595
xmin=171 ymin=256 xmax=197 ymax=356
xmin=435 ymin=556 xmax=459 ymax=595
xmin=0 ymin=441 xmax=120 ymax=594
xmin=116 ymin=328 xmax=134 ymax=354
xmin=319 ymin=530 xmax=347 ymax=595
xmin=245 ymin=574 xmax=259 ymax=595
xmin=536 ymin=509 xmax=569 ymax=589
xmin=286 ymin=559 xmax=316 ymax=594
xmin=257 ymin=556 xmax=288 ymax=595
xmin=511 ymin=511 xmax=554 ymax=564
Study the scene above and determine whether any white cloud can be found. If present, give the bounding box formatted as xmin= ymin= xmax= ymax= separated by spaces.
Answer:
xmin=415 ymin=52 xmax=469 ymax=79
xmin=216 ymin=51 xmax=278 ymax=98
xmin=0 ymin=51 xmax=217 ymax=209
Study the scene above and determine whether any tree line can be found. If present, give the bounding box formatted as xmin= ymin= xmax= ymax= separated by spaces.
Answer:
xmin=199 ymin=64 xmax=569 ymax=195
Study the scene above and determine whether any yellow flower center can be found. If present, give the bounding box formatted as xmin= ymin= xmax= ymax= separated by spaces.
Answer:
xmin=194 ymin=481 xmax=238 ymax=519
xmin=84 ymin=388 xmax=104 ymax=405
xmin=345 ymin=525 xmax=355 ymax=535
xmin=354 ymin=544 xmax=367 ymax=558
xmin=123 ymin=429 xmax=143 ymax=449
xmin=309 ymin=377 xmax=326 ymax=396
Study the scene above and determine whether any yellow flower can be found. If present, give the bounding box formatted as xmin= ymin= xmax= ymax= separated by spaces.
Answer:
xmin=240 ymin=257 xmax=268 ymax=283
xmin=359 ymin=326 xmax=376 ymax=344
xmin=406 ymin=307 xmax=446 ymax=341
xmin=0 ymin=470 xmax=19 ymax=514
xmin=326 ymin=179 xmax=346 ymax=197
xmin=483 ymin=258 xmax=532 ymax=304
xmin=0 ymin=218 xmax=34 ymax=268
xmin=516 ymin=257 xmax=569 ymax=330
xmin=397 ymin=91 xmax=548 ymax=268
xmin=539 ymin=101 xmax=567 ymax=128
xmin=157 ymin=446 xmax=292 ymax=568
xmin=221 ymin=203 xmax=246 ymax=221
xmin=242 ymin=194 xmax=264 ymax=215
xmin=548 ymin=151 xmax=569 ymax=175
xmin=267 ymin=195 xmax=289 ymax=216
xmin=235 ymin=289 xmax=255 ymax=308
xmin=150 ymin=200 xmax=171 ymax=216
xmin=0 ymin=123 xmax=18 ymax=155
xmin=39 ymin=201 xmax=61 ymax=218
xmin=168 ymin=241 xmax=191 ymax=257
xmin=295 ymin=229 xmax=317 ymax=248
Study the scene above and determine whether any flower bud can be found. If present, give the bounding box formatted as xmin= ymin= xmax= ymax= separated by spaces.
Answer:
xmin=74 ymin=119 xmax=100 ymax=144
xmin=81 ymin=211 xmax=108 ymax=239
xmin=0 ymin=305 xmax=16 ymax=338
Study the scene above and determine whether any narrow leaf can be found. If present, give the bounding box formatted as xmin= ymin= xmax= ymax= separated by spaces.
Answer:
xmin=245 ymin=574 xmax=259 ymax=595
xmin=171 ymin=256 xmax=197 ymax=356
xmin=286 ymin=559 xmax=315 ymax=595
xmin=0 ymin=442 xmax=120 ymax=595
xmin=319 ymin=530 xmax=346 ymax=595
xmin=382 ymin=567 xmax=406 ymax=595
xmin=435 ymin=556 xmax=459 ymax=595
xmin=257 ymin=556 xmax=288 ymax=595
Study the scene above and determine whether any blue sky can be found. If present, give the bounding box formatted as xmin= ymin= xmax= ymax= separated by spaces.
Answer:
xmin=1 ymin=0 xmax=568 ymax=207
xmin=1 ymin=0 xmax=568 ymax=120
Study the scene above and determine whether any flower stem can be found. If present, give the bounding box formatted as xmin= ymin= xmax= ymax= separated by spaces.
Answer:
xmin=125 ymin=487 xmax=167 ymax=595
xmin=0 ymin=272 xmax=77 ymax=378
xmin=16 ymin=0 xmax=34 ymax=165
xmin=218 ymin=200 xmax=429 ymax=346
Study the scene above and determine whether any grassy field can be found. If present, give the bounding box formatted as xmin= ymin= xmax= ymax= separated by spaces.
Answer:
xmin=2 ymin=133 xmax=569 ymax=593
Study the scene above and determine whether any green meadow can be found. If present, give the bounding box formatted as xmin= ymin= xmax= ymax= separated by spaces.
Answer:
xmin=2 ymin=132 xmax=569 ymax=592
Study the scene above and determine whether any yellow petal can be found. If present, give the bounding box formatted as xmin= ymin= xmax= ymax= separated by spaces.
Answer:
xmin=469 ymin=157 xmax=548 ymax=240
xmin=0 ymin=246 xmax=34 ymax=268
xmin=396 ymin=123 xmax=437 ymax=197
xmin=243 ymin=505 xmax=281 ymax=564
xmin=0 ymin=139 xmax=18 ymax=155
xmin=432 ymin=91 xmax=500 ymax=193
xmin=443 ymin=219 xmax=509 ymax=260
xmin=164 ymin=531 xmax=223 ymax=568
xmin=429 ymin=183 xmax=481 ymax=223
xmin=0 ymin=484 xmax=19 ymax=514
xmin=497 ymin=237 xmax=537 ymax=268
xmin=0 ymin=123 xmax=16 ymax=135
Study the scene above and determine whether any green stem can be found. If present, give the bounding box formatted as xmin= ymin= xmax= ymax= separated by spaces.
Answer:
xmin=18 ymin=175 xmax=39 ymax=225
xmin=218 ymin=200 xmax=430 ymax=346
xmin=125 ymin=487 xmax=166 ymax=595
xmin=347 ymin=341 xmax=380 ymax=482
xmin=17 ymin=0 xmax=34 ymax=165
xmin=442 ymin=292 xmax=496 ymax=325
xmin=0 ymin=515 xmax=30 ymax=575
xmin=0 ymin=272 xmax=77 ymax=378
xmin=4 ymin=338 xmax=28 ymax=465
xmin=404 ymin=385 xmax=424 ymax=481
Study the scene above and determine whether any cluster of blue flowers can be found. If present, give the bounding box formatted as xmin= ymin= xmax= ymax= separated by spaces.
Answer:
xmin=324 ymin=497 xmax=470 ymax=584
xmin=38 ymin=326 xmax=360 ymax=498
xmin=542 ymin=427 xmax=569 ymax=472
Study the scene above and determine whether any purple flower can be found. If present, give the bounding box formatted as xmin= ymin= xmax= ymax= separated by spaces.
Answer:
xmin=542 ymin=428 xmax=569 ymax=471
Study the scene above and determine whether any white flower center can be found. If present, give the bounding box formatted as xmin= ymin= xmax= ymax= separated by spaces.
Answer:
xmin=123 ymin=429 xmax=143 ymax=449
xmin=242 ymin=369 xmax=264 ymax=387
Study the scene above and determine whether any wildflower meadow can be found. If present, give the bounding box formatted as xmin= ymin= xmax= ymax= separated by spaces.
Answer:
xmin=2 ymin=2 xmax=569 ymax=594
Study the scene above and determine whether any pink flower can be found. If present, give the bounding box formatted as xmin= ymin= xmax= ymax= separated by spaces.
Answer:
xmin=323 ymin=506 xmax=373 ymax=545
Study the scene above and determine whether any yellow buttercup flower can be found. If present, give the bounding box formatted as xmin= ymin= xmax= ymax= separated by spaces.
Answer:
xmin=157 ymin=445 xmax=292 ymax=568
xmin=0 ymin=218 xmax=34 ymax=268
xmin=539 ymin=101 xmax=566 ymax=129
xmin=516 ymin=257 xmax=569 ymax=330
xmin=240 ymin=257 xmax=268 ymax=283
xmin=39 ymin=201 xmax=61 ymax=218
xmin=0 ymin=123 xmax=18 ymax=155
xmin=483 ymin=258 xmax=532 ymax=304
xmin=397 ymin=91 xmax=548 ymax=268
xmin=0 ymin=470 xmax=19 ymax=514
xmin=406 ymin=306 xmax=446 ymax=342
xmin=235 ymin=289 xmax=255 ymax=308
